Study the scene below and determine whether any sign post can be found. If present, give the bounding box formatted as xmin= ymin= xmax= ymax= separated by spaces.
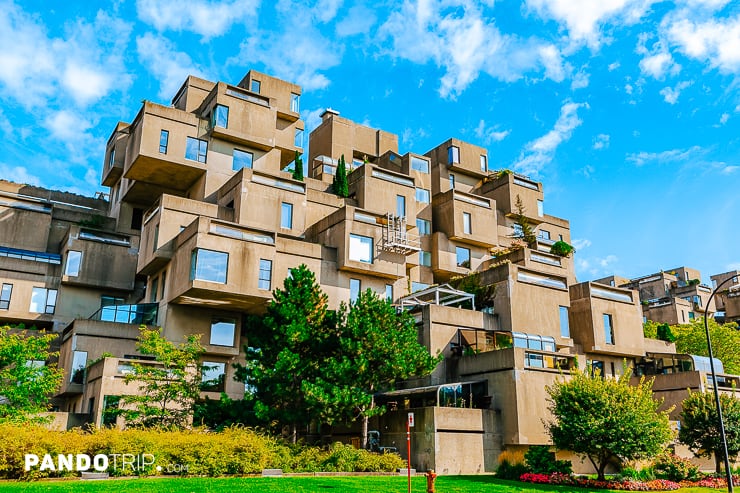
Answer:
xmin=407 ymin=412 xmax=414 ymax=493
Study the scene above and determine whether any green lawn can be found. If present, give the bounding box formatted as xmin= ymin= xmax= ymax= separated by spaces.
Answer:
xmin=0 ymin=476 xmax=723 ymax=493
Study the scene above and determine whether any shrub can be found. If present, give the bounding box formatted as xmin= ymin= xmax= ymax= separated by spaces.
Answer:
xmin=550 ymin=240 xmax=575 ymax=257
xmin=524 ymin=445 xmax=572 ymax=475
xmin=620 ymin=465 xmax=656 ymax=481
xmin=496 ymin=449 xmax=530 ymax=480
xmin=653 ymin=453 xmax=699 ymax=481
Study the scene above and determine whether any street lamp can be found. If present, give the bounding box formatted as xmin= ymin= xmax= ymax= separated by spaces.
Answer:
xmin=705 ymin=275 xmax=737 ymax=493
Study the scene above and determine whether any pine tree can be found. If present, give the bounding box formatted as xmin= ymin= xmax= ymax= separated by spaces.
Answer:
xmin=333 ymin=154 xmax=349 ymax=197
xmin=512 ymin=194 xmax=537 ymax=247
xmin=291 ymin=151 xmax=304 ymax=181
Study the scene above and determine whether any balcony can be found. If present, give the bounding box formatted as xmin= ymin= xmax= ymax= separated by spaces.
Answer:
xmin=101 ymin=123 xmax=129 ymax=187
xmin=432 ymin=189 xmax=497 ymax=248
xmin=88 ymin=303 xmax=159 ymax=325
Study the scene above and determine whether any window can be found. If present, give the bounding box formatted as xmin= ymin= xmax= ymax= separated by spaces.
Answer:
xmin=412 ymin=282 xmax=429 ymax=292
xmin=396 ymin=195 xmax=406 ymax=217
xmin=350 ymin=278 xmax=361 ymax=302
xmin=537 ymin=199 xmax=544 ymax=217
xmin=349 ymin=234 xmax=373 ymax=264
xmin=131 ymin=208 xmax=143 ymax=230
xmin=290 ymin=93 xmax=300 ymax=113
xmin=294 ymin=128 xmax=304 ymax=148
xmin=212 ymin=105 xmax=229 ymax=128
xmin=250 ymin=79 xmax=261 ymax=93
xmin=415 ymin=188 xmax=430 ymax=203
xmin=233 ymin=149 xmax=253 ymax=170
xmin=258 ymin=259 xmax=272 ymax=290
xmin=210 ymin=318 xmax=236 ymax=346
xmin=512 ymin=223 xmax=523 ymax=237
xmin=480 ymin=154 xmax=487 ymax=172
xmin=71 ymin=351 xmax=87 ymax=384
xmin=161 ymin=270 xmax=167 ymax=299
xmin=108 ymin=148 xmax=115 ymax=169
xmin=456 ymin=247 xmax=471 ymax=268
xmin=65 ymin=250 xmax=82 ymax=277
xmin=150 ymin=277 xmax=158 ymax=303
xmin=420 ymin=251 xmax=431 ymax=267
xmin=190 ymin=249 xmax=228 ymax=284
xmin=538 ymin=229 xmax=551 ymax=240
xmin=159 ymin=130 xmax=169 ymax=154
xmin=152 ymin=224 xmax=159 ymax=252
xmin=281 ymin=202 xmax=293 ymax=229
xmin=559 ymin=306 xmax=570 ymax=338
xmin=385 ymin=284 xmax=393 ymax=301
xmin=449 ymin=174 xmax=455 ymax=190
xmin=689 ymin=311 xmax=695 ymax=320
xmin=30 ymin=288 xmax=57 ymax=314
xmin=448 ymin=145 xmax=460 ymax=164
xmin=463 ymin=212 xmax=471 ymax=234
xmin=0 ymin=284 xmax=11 ymax=310
xmin=588 ymin=360 xmax=605 ymax=378
xmin=603 ymin=314 xmax=614 ymax=345
xmin=416 ymin=218 xmax=431 ymax=235
xmin=202 ymin=362 xmax=226 ymax=392
xmin=185 ymin=137 xmax=208 ymax=163
xmin=411 ymin=156 xmax=429 ymax=173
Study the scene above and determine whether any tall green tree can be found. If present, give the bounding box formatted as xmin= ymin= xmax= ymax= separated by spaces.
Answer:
xmin=511 ymin=194 xmax=536 ymax=248
xmin=303 ymin=290 xmax=440 ymax=448
xmin=679 ymin=390 xmax=740 ymax=474
xmin=118 ymin=327 xmax=204 ymax=428
xmin=546 ymin=367 xmax=673 ymax=480
xmin=292 ymin=151 xmax=304 ymax=181
xmin=333 ymin=154 xmax=349 ymax=197
xmin=235 ymin=264 xmax=336 ymax=442
xmin=0 ymin=326 xmax=63 ymax=423
xmin=670 ymin=318 xmax=740 ymax=374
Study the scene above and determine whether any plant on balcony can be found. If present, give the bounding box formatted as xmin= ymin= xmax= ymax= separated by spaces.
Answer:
xmin=450 ymin=272 xmax=496 ymax=312
xmin=679 ymin=390 xmax=740 ymax=474
xmin=511 ymin=195 xmax=537 ymax=248
xmin=292 ymin=150 xmax=304 ymax=181
xmin=0 ymin=325 xmax=63 ymax=423
xmin=550 ymin=240 xmax=575 ymax=257
xmin=546 ymin=366 xmax=673 ymax=481
xmin=333 ymin=154 xmax=349 ymax=197
xmin=688 ymin=278 xmax=700 ymax=286
xmin=656 ymin=324 xmax=676 ymax=343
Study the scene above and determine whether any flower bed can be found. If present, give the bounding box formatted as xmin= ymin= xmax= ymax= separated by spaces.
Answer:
xmin=521 ymin=472 xmax=740 ymax=490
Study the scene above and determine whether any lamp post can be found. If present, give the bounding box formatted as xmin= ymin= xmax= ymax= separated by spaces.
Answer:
xmin=705 ymin=275 xmax=737 ymax=492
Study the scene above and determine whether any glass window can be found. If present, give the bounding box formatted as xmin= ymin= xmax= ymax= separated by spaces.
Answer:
xmin=420 ymin=251 xmax=431 ymax=267
xmin=161 ymin=271 xmax=167 ymax=299
xmin=349 ymin=234 xmax=373 ymax=263
xmin=212 ymin=105 xmax=229 ymax=128
xmin=559 ymin=306 xmax=570 ymax=338
xmin=159 ymin=130 xmax=169 ymax=154
xmin=150 ymin=277 xmax=158 ymax=303
xmin=30 ymin=288 xmax=57 ymax=314
xmin=281 ymin=202 xmax=293 ymax=229
xmin=65 ymin=250 xmax=82 ymax=277
xmin=689 ymin=312 xmax=695 ymax=320
xmin=202 ymin=362 xmax=226 ymax=392
xmin=449 ymin=174 xmax=455 ymax=190
xmin=448 ymin=145 xmax=460 ymax=164
xmin=396 ymin=195 xmax=406 ymax=217
xmin=152 ymin=224 xmax=159 ymax=252
xmin=233 ymin=149 xmax=253 ymax=171
xmin=385 ymin=284 xmax=393 ymax=301
xmin=290 ymin=93 xmax=300 ymax=113
xmin=258 ymin=259 xmax=272 ymax=290
xmin=108 ymin=148 xmax=115 ymax=169
xmin=589 ymin=360 xmax=605 ymax=378
xmin=350 ymin=278 xmax=361 ymax=302
xmin=480 ymin=154 xmax=487 ymax=172
xmin=411 ymin=156 xmax=429 ymax=173
xmin=538 ymin=229 xmax=551 ymax=240
xmin=250 ymin=79 xmax=261 ymax=93
xmin=71 ymin=351 xmax=87 ymax=384
xmin=185 ymin=137 xmax=208 ymax=163
xmin=210 ymin=318 xmax=236 ymax=346
xmin=412 ymin=282 xmax=429 ymax=292
xmin=415 ymin=188 xmax=430 ymax=203
xmin=456 ymin=247 xmax=470 ymax=268
xmin=537 ymin=199 xmax=544 ymax=217
xmin=416 ymin=218 xmax=431 ymax=235
xmin=512 ymin=223 xmax=523 ymax=237
xmin=0 ymin=283 xmax=11 ymax=310
xmin=294 ymin=128 xmax=304 ymax=148
xmin=190 ymin=249 xmax=228 ymax=284
xmin=603 ymin=314 xmax=614 ymax=345
xmin=463 ymin=213 xmax=471 ymax=234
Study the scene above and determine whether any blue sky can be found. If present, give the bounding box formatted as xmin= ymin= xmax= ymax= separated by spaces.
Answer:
xmin=0 ymin=0 xmax=738 ymax=283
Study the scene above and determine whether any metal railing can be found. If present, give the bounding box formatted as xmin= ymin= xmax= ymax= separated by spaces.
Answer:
xmin=88 ymin=303 xmax=158 ymax=325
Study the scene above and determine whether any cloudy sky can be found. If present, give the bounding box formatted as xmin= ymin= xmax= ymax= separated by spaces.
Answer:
xmin=0 ymin=0 xmax=738 ymax=282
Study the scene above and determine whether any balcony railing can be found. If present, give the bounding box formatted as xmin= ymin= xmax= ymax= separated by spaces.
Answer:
xmin=88 ymin=303 xmax=158 ymax=325
xmin=0 ymin=246 xmax=61 ymax=264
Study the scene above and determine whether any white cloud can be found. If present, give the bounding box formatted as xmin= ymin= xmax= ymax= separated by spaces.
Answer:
xmin=720 ymin=113 xmax=730 ymax=124
xmin=136 ymin=0 xmax=258 ymax=39
xmin=659 ymin=80 xmax=693 ymax=104
xmin=576 ymin=253 xmax=619 ymax=277
xmin=474 ymin=120 xmax=511 ymax=145
xmin=593 ymin=133 xmax=610 ymax=149
xmin=571 ymin=69 xmax=590 ymax=89
xmin=401 ymin=127 xmax=429 ymax=149
xmin=727 ymin=262 xmax=740 ymax=271
xmin=572 ymin=238 xmax=592 ymax=250
xmin=625 ymin=83 xmax=634 ymax=94
xmin=136 ymin=33 xmax=206 ymax=101
xmin=44 ymin=110 xmax=93 ymax=142
xmin=626 ymin=145 xmax=702 ymax=165
xmin=512 ymin=100 xmax=588 ymax=176
xmin=336 ymin=5 xmax=377 ymax=36
xmin=665 ymin=14 xmax=740 ymax=74
xmin=721 ymin=165 xmax=738 ymax=174
xmin=525 ymin=0 xmax=656 ymax=48
xmin=378 ymin=1 xmax=569 ymax=98
xmin=302 ymin=108 xmax=325 ymax=135
xmin=0 ymin=163 xmax=41 ymax=186
xmin=579 ymin=164 xmax=595 ymax=177
xmin=608 ymin=61 xmax=621 ymax=71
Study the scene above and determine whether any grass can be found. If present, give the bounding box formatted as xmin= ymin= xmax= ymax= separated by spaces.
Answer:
xmin=0 ymin=476 xmax=724 ymax=493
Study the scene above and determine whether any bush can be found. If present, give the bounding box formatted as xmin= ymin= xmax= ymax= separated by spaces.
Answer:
xmin=524 ymin=445 xmax=572 ymax=475
xmin=619 ymin=465 xmax=656 ymax=481
xmin=653 ymin=453 xmax=699 ymax=481
xmin=550 ymin=241 xmax=575 ymax=257
xmin=496 ymin=449 xmax=530 ymax=480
